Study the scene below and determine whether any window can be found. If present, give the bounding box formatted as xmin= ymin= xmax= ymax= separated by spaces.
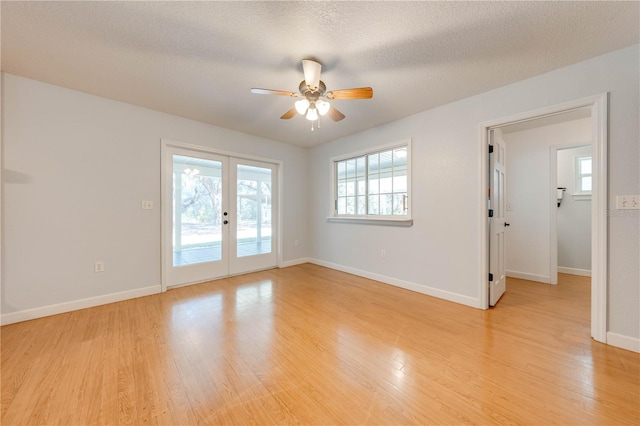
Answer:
xmin=575 ymin=156 xmax=592 ymax=199
xmin=331 ymin=140 xmax=411 ymax=223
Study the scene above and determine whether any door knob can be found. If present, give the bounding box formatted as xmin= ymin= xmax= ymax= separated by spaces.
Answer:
xmin=223 ymin=220 xmax=229 ymax=225
xmin=505 ymin=222 xmax=510 ymax=227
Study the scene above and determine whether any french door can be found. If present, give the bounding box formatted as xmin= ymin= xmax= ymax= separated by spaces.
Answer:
xmin=163 ymin=144 xmax=278 ymax=288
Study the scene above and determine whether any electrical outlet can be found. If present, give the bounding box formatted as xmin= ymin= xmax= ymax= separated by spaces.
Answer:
xmin=616 ymin=195 xmax=640 ymax=210
xmin=94 ymin=261 xmax=104 ymax=273
xmin=141 ymin=200 xmax=153 ymax=210
xmin=380 ymin=249 xmax=386 ymax=258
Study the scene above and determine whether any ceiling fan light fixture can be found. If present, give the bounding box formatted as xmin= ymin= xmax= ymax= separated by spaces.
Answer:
xmin=295 ymin=98 xmax=310 ymax=115
xmin=316 ymin=99 xmax=330 ymax=116
xmin=306 ymin=107 xmax=319 ymax=121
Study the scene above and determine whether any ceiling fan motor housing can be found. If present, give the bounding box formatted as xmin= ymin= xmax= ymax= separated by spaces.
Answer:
xmin=299 ymin=80 xmax=326 ymax=99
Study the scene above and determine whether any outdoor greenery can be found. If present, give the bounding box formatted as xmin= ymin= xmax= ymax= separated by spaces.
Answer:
xmin=178 ymin=173 xmax=272 ymax=225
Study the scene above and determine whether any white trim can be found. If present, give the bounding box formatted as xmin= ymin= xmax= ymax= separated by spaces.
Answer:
xmin=326 ymin=217 xmax=413 ymax=227
xmin=1 ymin=285 xmax=161 ymax=326
xmin=0 ymin=74 xmax=3 ymax=318
xmin=550 ymin=148 xmax=559 ymax=285
xmin=506 ymin=270 xmax=551 ymax=284
xmin=279 ymin=258 xmax=311 ymax=268
xmin=161 ymin=138 xmax=285 ymax=164
xmin=557 ymin=267 xmax=591 ymax=277
xmin=590 ymin=93 xmax=609 ymax=343
xmin=276 ymin=161 xmax=285 ymax=269
xmin=329 ymin=138 xmax=412 ymax=164
xmin=309 ymin=258 xmax=482 ymax=309
xmin=479 ymin=93 xmax=608 ymax=345
xmin=571 ymin=193 xmax=592 ymax=201
xmin=606 ymin=332 xmax=640 ymax=353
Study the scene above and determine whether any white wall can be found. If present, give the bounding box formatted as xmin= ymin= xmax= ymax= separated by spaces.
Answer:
xmin=308 ymin=45 xmax=639 ymax=342
xmin=502 ymin=118 xmax=591 ymax=282
xmin=557 ymin=145 xmax=592 ymax=273
xmin=3 ymin=45 xmax=639 ymax=346
xmin=2 ymin=73 xmax=309 ymax=321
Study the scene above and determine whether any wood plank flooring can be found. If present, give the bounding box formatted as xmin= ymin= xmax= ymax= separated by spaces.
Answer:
xmin=2 ymin=265 xmax=638 ymax=425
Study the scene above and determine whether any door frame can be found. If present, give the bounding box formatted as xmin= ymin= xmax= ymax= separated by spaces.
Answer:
xmin=160 ymin=138 xmax=283 ymax=292
xmin=478 ymin=93 xmax=608 ymax=343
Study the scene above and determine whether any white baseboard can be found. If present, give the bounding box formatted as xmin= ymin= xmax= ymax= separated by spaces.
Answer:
xmin=506 ymin=270 xmax=551 ymax=284
xmin=1 ymin=285 xmax=161 ymax=326
xmin=279 ymin=257 xmax=311 ymax=268
xmin=557 ymin=267 xmax=591 ymax=277
xmin=606 ymin=332 xmax=640 ymax=353
xmin=308 ymin=258 xmax=482 ymax=309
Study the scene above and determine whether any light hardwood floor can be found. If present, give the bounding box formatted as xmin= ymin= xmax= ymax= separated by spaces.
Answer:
xmin=2 ymin=264 xmax=638 ymax=425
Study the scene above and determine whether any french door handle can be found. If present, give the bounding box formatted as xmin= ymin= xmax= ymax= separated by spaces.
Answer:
xmin=504 ymin=222 xmax=510 ymax=227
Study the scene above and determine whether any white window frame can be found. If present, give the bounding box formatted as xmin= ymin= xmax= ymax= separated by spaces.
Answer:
xmin=328 ymin=139 xmax=413 ymax=226
xmin=573 ymin=155 xmax=592 ymax=201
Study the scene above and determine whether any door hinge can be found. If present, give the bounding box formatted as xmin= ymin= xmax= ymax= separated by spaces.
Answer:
xmin=488 ymin=144 xmax=494 ymax=154
xmin=489 ymin=273 xmax=494 ymax=282
xmin=488 ymin=209 xmax=494 ymax=217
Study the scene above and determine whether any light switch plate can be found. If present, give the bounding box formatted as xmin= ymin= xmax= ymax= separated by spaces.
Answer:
xmin=616 ymin=195 xmax=640 ymax=210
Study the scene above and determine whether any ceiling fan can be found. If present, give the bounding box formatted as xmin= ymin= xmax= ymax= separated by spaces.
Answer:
xmin=250 ymin=59 xmax=373 ymax=130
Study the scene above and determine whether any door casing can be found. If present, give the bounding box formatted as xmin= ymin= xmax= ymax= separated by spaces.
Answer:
xmin=479 ymin=93 xmax=608 ymax=343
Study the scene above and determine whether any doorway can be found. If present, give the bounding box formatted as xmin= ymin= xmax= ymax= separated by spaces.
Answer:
xmin=499 ymin=111 xmax=592 ymax=286
xmin=552 ymin=144 xmax=592 ymax=283
xmin=162 ymin=141 xmax=279 ymax=289
xmin=481 ymin=93 xmax=608 ymax=343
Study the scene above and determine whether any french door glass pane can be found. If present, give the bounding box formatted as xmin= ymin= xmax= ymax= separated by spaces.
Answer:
xmin=172 ymin=155 xmax=223 ymax=266
xmin=237 ymin=165 xmax=272 ymax=258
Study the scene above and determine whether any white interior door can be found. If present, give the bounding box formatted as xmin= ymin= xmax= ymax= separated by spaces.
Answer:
xmin=489 ymin=128 xmax=508 ymax=306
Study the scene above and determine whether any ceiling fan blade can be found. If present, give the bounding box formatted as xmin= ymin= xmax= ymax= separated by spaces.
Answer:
xmin=326 ymin=87 xmax=373 ymax=100
xmin=327 ymin=106 xmax=345 ymax=122
xmin=251 ymin=88 xmax=299 ymax=97
xmin=280 ymin=107 xmax=297 ymax=119
xmin=302 ymin=59 xmax=321 ymax=91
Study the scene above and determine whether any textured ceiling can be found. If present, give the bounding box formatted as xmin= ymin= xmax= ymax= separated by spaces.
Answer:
xmin=2 ymin=1 xmax=638 ymax=147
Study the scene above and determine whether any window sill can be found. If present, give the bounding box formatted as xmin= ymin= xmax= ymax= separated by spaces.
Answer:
xmin=572 ymin=193 xmax=592 ymax=201
xmin=327 ymin=217 xmax=413 ymax=227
